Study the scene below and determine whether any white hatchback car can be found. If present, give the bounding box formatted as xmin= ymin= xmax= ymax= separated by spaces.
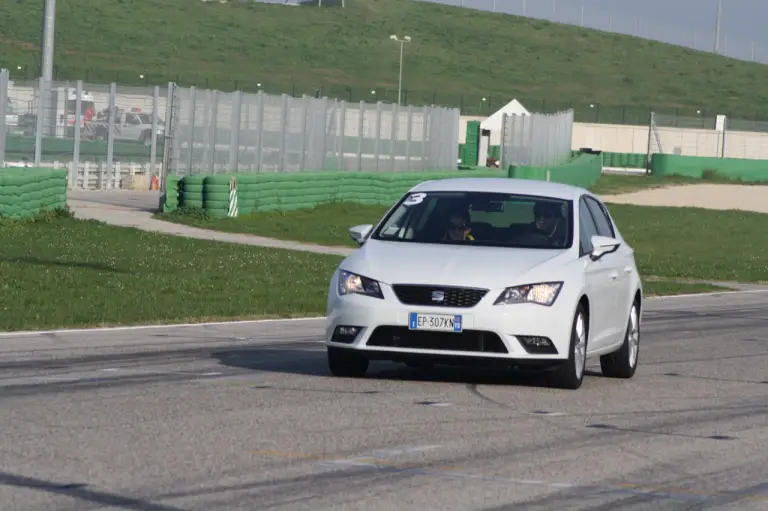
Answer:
xmin=325 ymin=177 xmax=642 ymax=389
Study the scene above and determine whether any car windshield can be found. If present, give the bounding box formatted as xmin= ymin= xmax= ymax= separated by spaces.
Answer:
xmin=371 ymin=190 xmax=573 ymax=249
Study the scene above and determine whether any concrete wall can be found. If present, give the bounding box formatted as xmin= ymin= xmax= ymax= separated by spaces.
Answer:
xmin=459 ymin=115 xmax=768 ymax=161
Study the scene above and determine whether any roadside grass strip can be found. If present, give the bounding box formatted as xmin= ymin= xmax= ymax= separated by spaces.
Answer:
xmin=0 ymin=212 xmax=342 ymax=332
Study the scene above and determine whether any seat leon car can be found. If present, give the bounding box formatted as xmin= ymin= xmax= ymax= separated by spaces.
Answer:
xmin=324 ymin=177 xmax=642 ymax=390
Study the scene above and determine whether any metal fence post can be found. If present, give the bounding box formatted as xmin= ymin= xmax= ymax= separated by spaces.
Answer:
xmin=278 ymin=94 xmax=289 ymax=172
xmin=337 ymin=100 xmax=346 ymax=171
xmin=34 ymin=77 xmax=44 ymax=167
xmin=254 ymin=90 xmax=264 ymax=172
xmin=187 ymin=86 xmax=197 ymax=175
xmin=72 ymin=80 xmax=83 ymax=189
xmin=389 ymin=103 xmax=398 ymax=171
xmin=229 ymin=90 xmax=242 ymax=173
xmin=0 ymin=69 xmax=8 ymax=167
xmin=205 ymin=90 xmax=216 ymax=171
xmin=150 ymin=85 xmax=160 ymax=179
xmin=374 ymin=102 xmax=382 ymax=172
xmin=500 ymin=113 xmax=507 ymax=171
xmin=160 ymin=82 xmax=174 ymax=190
xmin=450 ymin=107 xmax=460 ymax=170
xmin=106 ymin=82 xmax=116 ymax=189
xmin=356 ymin=101 xmax=364 ymax=171
xmin=319 ymin=96 xmax=329 ymax=171
xmin=299 ymin=94 xmax=309 ymax=172
xmin=405 ymin=106 xmax=413 ymax=171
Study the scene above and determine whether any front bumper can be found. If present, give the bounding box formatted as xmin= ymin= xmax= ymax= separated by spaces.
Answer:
xmin=325 ymin=282 xmax=576 ymax=365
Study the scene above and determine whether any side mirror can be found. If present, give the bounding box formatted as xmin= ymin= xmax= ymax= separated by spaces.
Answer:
xmin=590 ymin=235 xmax=620 ymax=260
xmin=349 ymin=224 xmax=373 ymax=246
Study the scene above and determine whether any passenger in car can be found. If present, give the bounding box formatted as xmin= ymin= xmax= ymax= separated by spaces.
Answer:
xmin=530 ymin=200 xmax=567 ymax=246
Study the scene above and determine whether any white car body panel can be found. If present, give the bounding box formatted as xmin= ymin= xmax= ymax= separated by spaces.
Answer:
xmin=325 ymin=177 xmax=643 ymax=370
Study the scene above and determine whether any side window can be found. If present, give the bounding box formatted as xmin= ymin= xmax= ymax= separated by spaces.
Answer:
xmin=584 ymin=197 xmax=615 ymax=238
xmin=579 ymin=197 xmax=599 ymax=257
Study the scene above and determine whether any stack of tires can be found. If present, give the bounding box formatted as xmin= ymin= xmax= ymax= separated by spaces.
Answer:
xmin=0 ymin=168 xmax=67 ymax=220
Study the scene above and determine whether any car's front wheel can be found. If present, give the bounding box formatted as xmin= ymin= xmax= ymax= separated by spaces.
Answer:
xmin=327 ymin=347 xmax=369 ymax=378
xmin=600 ymin=300 xmax=640 ymax=379
xmin=547 ymin=303 xmax=588 ymax=390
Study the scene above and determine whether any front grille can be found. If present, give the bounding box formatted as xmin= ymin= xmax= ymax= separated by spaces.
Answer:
xmin=367 ymin=326 xmax=508 ymax=353
xmin=391 ymin=284 xmax=488 ymax=308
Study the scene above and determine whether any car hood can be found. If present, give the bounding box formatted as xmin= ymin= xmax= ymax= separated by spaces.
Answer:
xmin=342 ymin=239 xmax=570 ymax=289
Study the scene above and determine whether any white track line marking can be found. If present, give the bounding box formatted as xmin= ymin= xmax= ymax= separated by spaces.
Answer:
xmin=0 ymin=316 xmax=325 ymax=337
xmin=2 ymin=288 xmax=768 ymax=337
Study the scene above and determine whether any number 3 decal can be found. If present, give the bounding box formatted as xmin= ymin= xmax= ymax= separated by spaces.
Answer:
xmin=403 ymin=192 xmax=427 ymax=206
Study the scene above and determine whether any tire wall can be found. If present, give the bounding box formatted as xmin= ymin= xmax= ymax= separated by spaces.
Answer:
xmin=0 ymin=168 xmax=68 ymax=220
xmin=165 ymin=169 xmax=508 ymax=216
xmin=163 ymin=174 xmax=181 ymax=213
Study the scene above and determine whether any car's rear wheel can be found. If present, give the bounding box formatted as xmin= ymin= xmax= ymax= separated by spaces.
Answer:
xmin=327 ymin=347 xmax=369 ymax=378
xmin=600 ymin=301 xmax=640 ymax=379
xmin=548 ymin=303 xmax=588 ymax=390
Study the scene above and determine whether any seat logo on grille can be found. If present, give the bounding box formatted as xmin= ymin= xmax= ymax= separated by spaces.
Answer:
xmin=431 ymin=290 xmax=445 ymax=302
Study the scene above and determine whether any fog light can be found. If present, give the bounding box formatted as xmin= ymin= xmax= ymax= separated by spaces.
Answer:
xmin=522 ymin=336 xmax=551 ymax=347
xmin=332 ymin=326 xmax=361 ymax=343
xmin=517 ymin=335 xmax=557 ymax=354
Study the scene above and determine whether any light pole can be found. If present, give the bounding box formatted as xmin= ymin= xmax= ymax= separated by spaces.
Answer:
xmin=41 ymin=0 xmax=56 ymax=82
xmin=39 ymin=0 xmax=56 ymax=143
xmin=714 ymin=0 xmax=722 ymax=53
xmin=389 ymin=34 xmax=411 ymax=106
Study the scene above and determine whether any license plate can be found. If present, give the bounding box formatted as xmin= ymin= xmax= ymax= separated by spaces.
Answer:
xmin=408 ymin=312 xmax=463 ymax=332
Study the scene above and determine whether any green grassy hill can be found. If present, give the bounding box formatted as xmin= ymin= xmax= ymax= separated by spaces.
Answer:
xmin=2 ymin=0 xmax=768 ymax=122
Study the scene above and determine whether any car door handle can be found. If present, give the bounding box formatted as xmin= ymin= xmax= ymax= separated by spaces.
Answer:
xmin=610 ymin=270 xmax=619 ymax=280
xmin=624 ymin=266 xmax=632 ymax=274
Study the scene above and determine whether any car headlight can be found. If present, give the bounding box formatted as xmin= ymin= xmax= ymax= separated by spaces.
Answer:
xmin=338 ymin=270 xmax=384 ymax=299
xmin=493 ymin=282 xmax=563 ymax=306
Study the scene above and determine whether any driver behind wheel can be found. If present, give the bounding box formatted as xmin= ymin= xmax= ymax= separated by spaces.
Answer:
xmin=443 ymin=209 xmax=475 ymax=242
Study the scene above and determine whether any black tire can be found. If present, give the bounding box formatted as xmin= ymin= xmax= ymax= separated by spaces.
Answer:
xmin=548 ymin=303 xmax=588 ymax=390
xmin=600 ymin=300 xmax=640 ymax=379
xmin=327 ymin=347 xmax=369 ymax=378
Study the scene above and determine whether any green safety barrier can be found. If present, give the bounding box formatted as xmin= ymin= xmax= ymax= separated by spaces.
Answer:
xmin=164 ymin=168 xmax=509 ymax=217
xmin=650 ymin=153 xmax=768 ymax=181
xmin=508 ymin=153 xmax=603 ymax=189
xmin=0 ymin=168 xmax=68 ymax=219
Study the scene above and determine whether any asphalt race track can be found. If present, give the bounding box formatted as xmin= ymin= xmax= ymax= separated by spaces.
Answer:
xmin=3 ymin=291 xmax=768 ymax=510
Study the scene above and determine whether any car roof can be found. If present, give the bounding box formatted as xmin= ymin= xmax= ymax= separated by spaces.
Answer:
xmin=409 ymin=177 xmax=592 ymax=201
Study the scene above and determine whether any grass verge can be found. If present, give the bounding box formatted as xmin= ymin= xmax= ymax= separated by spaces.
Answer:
xmin=0 ymin=212 xmax=342 ymax=332
xmin=641 ymin=279 xmax=734 ymax=297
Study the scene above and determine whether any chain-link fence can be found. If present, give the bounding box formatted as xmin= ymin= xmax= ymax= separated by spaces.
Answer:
xmin=0 ymin=74 xmax=169 ymax=190
xmin=166 ymin=86 xmax=460 ymax=176
xmin=648 ymin=112 xmax=768 ymax=160
xmin=500 ymin=109 xmax=573 ymax=168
